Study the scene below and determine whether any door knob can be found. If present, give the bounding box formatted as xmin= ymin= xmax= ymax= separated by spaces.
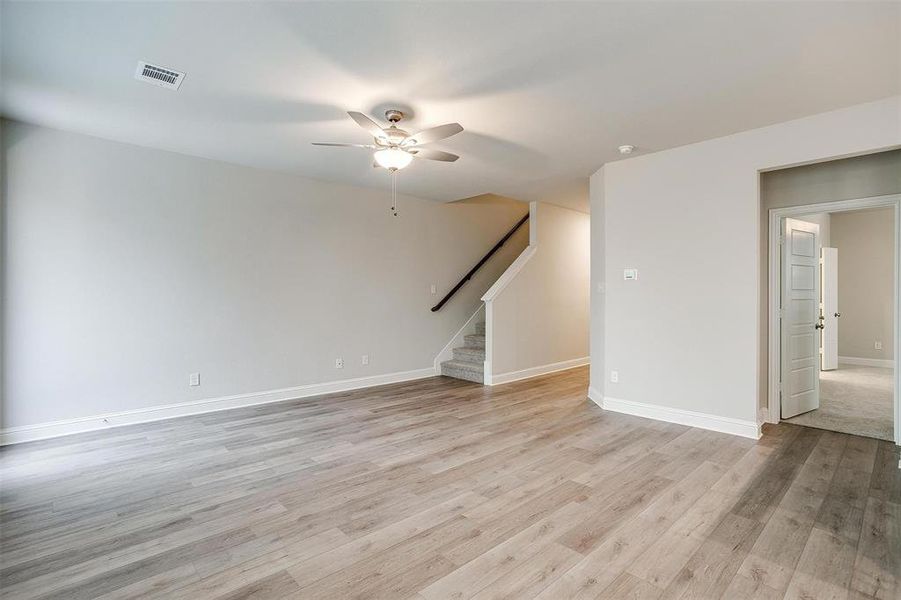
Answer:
xmin=834 ymin=312 xmax=841 ymax=317
xmin=815 ymin=323 xmax=825 ymax=330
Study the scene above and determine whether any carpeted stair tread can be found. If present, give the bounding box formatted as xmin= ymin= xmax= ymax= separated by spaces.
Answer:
xmin=441 ymin=322 xmax=487 ymax=384
xmin=441 ymin=359 xmax=483 ymax=372
xmin=464 ymin=334 xmax=485 ymax=349
xmin=440 ymin=361 xmax=484 ymax=383
xmin=453 ymin=346 xmax=486 ymax=361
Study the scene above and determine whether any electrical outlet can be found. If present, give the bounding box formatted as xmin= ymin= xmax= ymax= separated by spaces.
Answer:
xmin=875 ymin=341 xmax=883 ymax=350
xmin=335 ymin=358 xmax=344 ymax=369
xmin=362 ymin=355 xmax=369 ymax=366
xmin=430 ymin=284 xmax=437 ymax=295
xmin=610 ymin=370 xmax=619 ymax=383
xmin=189 ymin=372 xmax=200 ymax=387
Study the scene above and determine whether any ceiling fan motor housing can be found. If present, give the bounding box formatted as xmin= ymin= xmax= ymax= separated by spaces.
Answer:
xmin=375 ymin=127 xmax=410 ymax=146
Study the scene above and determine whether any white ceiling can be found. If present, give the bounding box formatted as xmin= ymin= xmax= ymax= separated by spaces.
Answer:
xmin=2 ymin=2 xmax=899 ymax=213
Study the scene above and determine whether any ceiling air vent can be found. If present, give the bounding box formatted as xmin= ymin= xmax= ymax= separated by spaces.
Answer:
xmin=134 ymin=61 xmax=185 ymax=90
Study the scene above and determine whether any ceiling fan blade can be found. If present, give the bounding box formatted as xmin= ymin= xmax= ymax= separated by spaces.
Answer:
xmin=347 ymin=111 xmax=387 ymax=140
xmin=409 ymin=148 xmax=459 ymax=162
xmin=402 ymin=123 xmax=463 ymax=146
xmin=312 ymin=142 xmax=377 ymax=148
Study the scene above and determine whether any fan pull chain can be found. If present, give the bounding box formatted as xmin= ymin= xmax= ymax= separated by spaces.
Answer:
xmin=390 ymin=169 xmax=399 ymax=217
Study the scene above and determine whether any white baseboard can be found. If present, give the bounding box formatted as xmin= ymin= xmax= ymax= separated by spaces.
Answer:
xmin=0 ymin=367 xmax=437 ymax=446
xmin=838 ymin=356 xmax=895 ymax=369
xmin=596 ymin=396 xmax=761 ymax=440
xmin=488 ymin=356 xmax=589 ymax=386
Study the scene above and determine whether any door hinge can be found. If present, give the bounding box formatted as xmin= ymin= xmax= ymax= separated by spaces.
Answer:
xmin=778 ymin=234 xmax=785 ymax=246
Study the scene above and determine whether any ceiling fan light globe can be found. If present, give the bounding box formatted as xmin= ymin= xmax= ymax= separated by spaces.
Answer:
xmin=374 ymin=148 xmax=413 ymax=170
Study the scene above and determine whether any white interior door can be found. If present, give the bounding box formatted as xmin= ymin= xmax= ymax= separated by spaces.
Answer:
xmin=821 ymin=247 xmax=839 ymax=371
xmin=782 ymin=218 xmax=821 ymax=419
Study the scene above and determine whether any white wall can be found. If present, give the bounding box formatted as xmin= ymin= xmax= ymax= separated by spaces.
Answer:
xmin=485 ymin=202 xmax=590 ymax=382
xmin=760 ymin=149 xmax=901 ymax=210
xmin=1 ymin=119 xmax=530 ymax=432
xmin=591 ymin=96 xmax=900 ymax=431
xmin=589 ymin=169 xmax=606 ymax=398
xmin=832 ymin=207 xmax=895 ymax=361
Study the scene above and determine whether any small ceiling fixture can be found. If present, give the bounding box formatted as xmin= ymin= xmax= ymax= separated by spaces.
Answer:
xmin=314 ymin=110 xmax=464 ymax=216
xmin=618 ymin=144 xmax=636 ymax=155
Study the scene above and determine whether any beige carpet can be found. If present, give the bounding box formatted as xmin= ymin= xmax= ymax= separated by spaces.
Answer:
xmin=784 ymin=363 xmax=894 ymax=441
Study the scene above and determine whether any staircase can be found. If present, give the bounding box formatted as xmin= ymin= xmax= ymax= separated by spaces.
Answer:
xmin=432 ymin=211 xmax=529 ymax=385
xmin=440 ymin=320 xmax=486 ymax=383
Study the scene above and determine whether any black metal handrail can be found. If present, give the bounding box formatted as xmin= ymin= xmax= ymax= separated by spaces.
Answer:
xmin=430 ymin=213 xmax=530 ymax=312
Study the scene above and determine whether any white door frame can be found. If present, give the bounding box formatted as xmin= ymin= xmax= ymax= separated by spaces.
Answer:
xmin=767 ymin=193 xmax=901 ymax=445
xmin=821 ymin=247 xmax=839 ymax=371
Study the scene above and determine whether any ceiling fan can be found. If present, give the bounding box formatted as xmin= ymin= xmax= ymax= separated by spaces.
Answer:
xmin=313 ymin=109 xmax=463 ymax=171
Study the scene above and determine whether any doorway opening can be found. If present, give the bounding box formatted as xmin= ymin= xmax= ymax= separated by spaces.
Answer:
xmin=768 ymin=194 xmax=900 ymax=443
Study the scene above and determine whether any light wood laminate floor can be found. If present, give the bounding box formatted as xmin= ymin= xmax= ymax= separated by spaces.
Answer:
xmin=1 ymin=367 xmax=899 ymax=599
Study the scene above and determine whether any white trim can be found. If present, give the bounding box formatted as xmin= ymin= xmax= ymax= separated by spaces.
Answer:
xmin=488 ymin=357 xmax=589 ymax=386
xmin=481 ymin=247 xmax=536 ymax=302
xmin=598 ymin=396 xmax=762 ymax=440
xmin=0 ymin=367 xmax=437 ymax=445
xmin=483 ymin=302 xmax=494 ymax=385
xmin=433 ymin=304 xmax=485 ymax=373
xmin=587 ymin=386 xmax=603 ymax=404
xmin=767 ymin=193 xmax=901 ymax=445
xmin=838 ymin=356 xmax=896 ymax=369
